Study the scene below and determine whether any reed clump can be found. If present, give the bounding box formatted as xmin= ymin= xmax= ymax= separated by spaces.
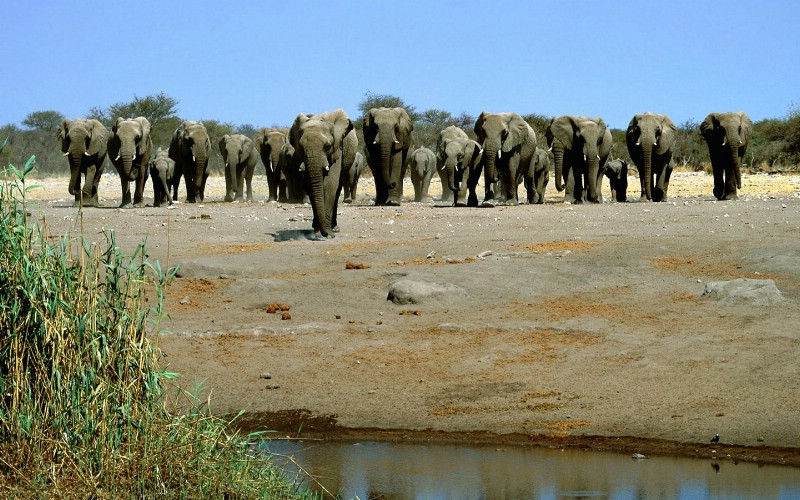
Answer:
xmin=0 ymin=151 xmax=312 ymax=498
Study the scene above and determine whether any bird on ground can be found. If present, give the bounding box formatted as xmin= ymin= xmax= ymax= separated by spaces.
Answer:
xmin=711 ymin=434 xmax=720 ymax=443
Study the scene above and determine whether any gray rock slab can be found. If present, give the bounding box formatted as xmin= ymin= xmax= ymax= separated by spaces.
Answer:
xmin=701 ymin=278 xmax=784 ymax=306
xmin=387 ymin=280 xmax=467 ymax=305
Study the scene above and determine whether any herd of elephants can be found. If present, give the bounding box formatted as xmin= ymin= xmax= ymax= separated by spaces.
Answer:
xmin=57 ymin=109 xmax=753 ymax=239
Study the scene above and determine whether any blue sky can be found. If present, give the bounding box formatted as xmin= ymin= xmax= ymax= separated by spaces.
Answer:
xmin=4 ymin=1 xmax=799 ymax=131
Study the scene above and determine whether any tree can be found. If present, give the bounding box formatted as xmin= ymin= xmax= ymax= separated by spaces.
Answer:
xmin=202 ymin=120 xmax=235 ymax=174
xmin=89 ymin=92 xmax=179 ymax=129
xmin=235 ymin=123 xmax=258 ymax=138
xmin=22 ymin=111 xmax=65 ymax=132
xmin=357 ymin=91 xmax=418 ymax=122
xmin=673 ymin=119 xmax=708 ymax=171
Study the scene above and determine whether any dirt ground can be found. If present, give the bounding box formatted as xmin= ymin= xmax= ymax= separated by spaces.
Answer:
xmin=21 ymin=170 xmax=800 ymax=466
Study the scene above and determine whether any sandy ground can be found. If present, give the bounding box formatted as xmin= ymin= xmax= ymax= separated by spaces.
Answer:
xmin=18 ymin=170 xmax=800 ymax=466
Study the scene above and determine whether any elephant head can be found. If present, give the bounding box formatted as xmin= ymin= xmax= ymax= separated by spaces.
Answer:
xmin=700 ymin=112 xmax=752 ymax=200
xmin=626 ymin=113 xmax=676 ymax=201
xmin=546 ymin=115 xmax=610 ymax=203
xmin=474 ymin=112 xmax=530 ymax=187
xmin=219 ymin=134 xmax=255 ymax=201
xmin=291 ymin=109 xmax=354 ymax=238
xmin=58 ymin=118 xmax=109 ymax=203
xmin=170 ymin=120 xmax=211 ymax=203
xmin=437 ymin=126 xmax=483 ymax=197
xmin=363 ymin=107 xmax=413 ymax=205
xmin=110 ymin=117 xmax=152 ymax=182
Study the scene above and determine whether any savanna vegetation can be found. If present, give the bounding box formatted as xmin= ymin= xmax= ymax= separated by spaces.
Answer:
xmin=0 ymin=148 xmax=316 ymax=497
xmin=2 ymin=92 xmax=800 ymax=180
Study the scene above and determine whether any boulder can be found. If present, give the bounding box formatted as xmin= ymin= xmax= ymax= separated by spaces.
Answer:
xmin=701 ymin=278 xmax=784 ymax=306
xmin=387 ymin=280 xmax=467 ymax=305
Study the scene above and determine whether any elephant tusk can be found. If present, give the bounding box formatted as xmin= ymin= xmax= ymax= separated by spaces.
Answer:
xmin=133 ymin=153 xmax=136 ymax=161
xmin=192 ymin=155 xmax=196 ymax=162
xmin=597 ymin=155 xmax=601 ymax=160
xmin=115 ymin=154 xmax=121 ymax=161
xmin=583 ymin=154 xmax=587 ymax=161
xmin=547 ymin=146 xmax=552 ymax=152
xmin=635 ymin=141 xmax=641 ymax=146
xmin=721 ymin=139 xmax=727 ymax=147
xmin=84 ymin=151 xmax=90 ymax=156
xmin=497 ymin=150 xmax=501 ymax=159
xmin=394 ymin=140 xmax=400 ymax=144
xmin=63 ymin=151 xmax=70 ymax=156
xmin=325 ymin=164 xmax=330 ymax=172
xmin=269 ymin=159 xmax=273 ymax=172
xmin=653 ymin=142 xmax=658 ymax=146
xmin=438 ymin=163 xmax=446 ymax=171
xmin=373 ymin=139 xmax=378 ymax=145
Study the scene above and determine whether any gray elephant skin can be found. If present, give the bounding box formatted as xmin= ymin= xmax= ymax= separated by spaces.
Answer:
xmin=289 ymin=109 xmax=357 ymax=239
xmin=219 ymin=134 xmax=258 ymax=202
xmin=108 ymin=116 xmax=153 ymax=208
xmin=700 ymin=112 xmax=753 ymax=200
xmin=169 ymin=120 xmax=211 ymax=203
xmin=474 ymin=112 xmax=537 ymax=206
xmin=523 ymin=147 xmax=551 ymax=204
xmin=626 ymin=113 xmax=677 ymax=202
xmin=148 ymin=148 xmax=174 ymax=207
xmin=407 ymin=146 xmax=437 ymax=202
xmin=436 ymin=126 xmax=483 ymax=207
xmin=603 ymin=159 xmax=629 ymax=202
xmin=58 ymin=118 xmax=109 ymax=207
xmin=363 ymin=107 xmax=414 ymax=206
xmin=253 ymin=128 xmax=289 ymax=202
xmin=278 ymin=141 xmax=308 ymax=203
xmin=546 ymin=115 xmax=612 ymax=204
xmin=343 ymin=151 xmax=366 ymax=204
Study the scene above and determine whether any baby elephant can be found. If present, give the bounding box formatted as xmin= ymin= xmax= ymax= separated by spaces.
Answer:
xmin=219 ymin=134 xmax=258 ymax=202
xmin=408 ymin=146 xmax=436 ymax=202
xmin=148 ymin=148 xmax=174 ymax=207
xmin=343 ymin=151 xmax=366 ymax=203
xmin=604 ymin=159 xmax=629 ymax=202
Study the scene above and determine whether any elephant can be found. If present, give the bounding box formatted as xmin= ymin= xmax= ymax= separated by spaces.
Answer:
xmin=107 ymin=116 xmax=152 ymax=208
xmin=343 ymin=151 xmax=366 ymax=204
xmin=147 ymin=148 xmax=174 ymax=207
xmin=474 ymin=112 xmax=537 ymax=206
xmin=603 ymin=159 xmax=629 ymax=202
xmin=363 ymin=107 xmax=414 ymax=206
xmin=523 ymin=147 xmax=551 ymax=204
xmin=546 ymin=115 xmax=612 ymax=204
xmin=169 ymin=120 xmax=211 ymax=203
xmin=278 ymin=142 xmax=308 ymax=203
xmin=407 ymin=147 xmax=437 ymax=202
xmin=436 ymin=125 xmax=484 ymax=207
xmin=253 ymin=128 xmax=289 ymax=202
xmin=626 ymin=113 xmax=677 ymax=202
xmin=700 ymin=112 xmax=753 ymax=200
xmin=289 ymin=109 xmax=357 ymax=239
xmin=219 ymin=134 xmax=259 ymax=202
xmin=58 ymin=118 xmax=109 ymax=207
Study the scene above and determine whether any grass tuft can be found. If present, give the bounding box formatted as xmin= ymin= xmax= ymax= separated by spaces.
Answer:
xmin=0 ymin=149 xmax=316 ymax=498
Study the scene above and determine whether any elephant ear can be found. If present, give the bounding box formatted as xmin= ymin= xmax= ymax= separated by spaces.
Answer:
xmin=394 ymin=108 xmax=413 ymax=149
xmin=474 ymin=111 xmax=490 ymax=144
xmin=112 ymin=117 xmax=125 ymax=134
xmin=241 ymin=135 xmax=255 ymax=160
xmin=135 ymin=117 xmax=151 ymax=155
xmin=502 ymin=113 xmax=530 ymax=153
xmin=550 ymin=116 xmax=577 ymax=150
xmin=58 ymin=119 xmax=70 ymax=152
xmin=700 ymin=113 xmax=719 ymax=142
xmin=252 ymin=128 xmax=265 ymax=148
xmin=738 ymin=112 xmax=753 ymax=142
xmin=218 ymin=135 xmax=229 ymax=160
xmin=290 ymin=113 xmax=309 ymax=148
xmin=594 ymin=117 xmax=608 ymax=144
xmin=362 ymin=109 xmax=378 ymax=146
xmin=327 ymin=109 xmax=354 ymax=155
xmin=464 ymin=140 xmax=483 ymax=169
xmin=656 ymin=115 xmax=677 ymax=155
xmin=88 ymin=119 xmax=108 ymax=156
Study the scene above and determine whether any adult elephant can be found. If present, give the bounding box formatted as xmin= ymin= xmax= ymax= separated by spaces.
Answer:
xmin=219 ymin=134 xmax=258 ymax=202
xmin=108 ymin=116 xmax=152 ymax=208
xmin=626 ymin=113 xmax=677 ymax=202
xmin=58 ymin=118 xmax=109 ymax=207
xmin=343 ymin=151 xmax=366 ymax=204
xmin=363 ymin=107 xmax=413 ymax=206
xmin=169 ymin=120 xmax=211 ymax=203
xmin=700 ymin=112 xmax=753 ymax=200
xmin=278 ymin=142 xmax=308 ymax=203
xmin=603 ymin=159 xmax=629 ymax=203
xmin=407 ymin=146 xmax=436 ymax=202
xmin=147 ymin=148 xmax=174 ymax=207
xmin=253 ymin=127 xmax=289 ymax=202
xmin=523 ymin=147 xmax=551 ymax=204
xmin=546 ymin=115 xmax=612 ymax=204
xmin=436 ymin=126 xmax=483 ymax=207
xmin=474 ymin=112 xmax=537 ymax=206
xmin=289 ymin=109 xmax=357 ymax=239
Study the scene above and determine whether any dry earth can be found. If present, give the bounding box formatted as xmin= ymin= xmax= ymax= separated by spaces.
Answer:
xmin=18 ymin=170 xmax=800 ymax=466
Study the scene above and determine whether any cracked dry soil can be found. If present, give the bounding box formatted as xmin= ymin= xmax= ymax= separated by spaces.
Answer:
xmin=25 ymin=172 xmax=800 ymax=466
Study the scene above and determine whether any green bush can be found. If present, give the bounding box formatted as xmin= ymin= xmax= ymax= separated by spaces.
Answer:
xmin=0 ymin=150 xmax=315 ymax=498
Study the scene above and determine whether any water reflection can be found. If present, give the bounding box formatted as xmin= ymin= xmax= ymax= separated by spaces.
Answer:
xmin=262 ymin=440 xmax=800 ymax=499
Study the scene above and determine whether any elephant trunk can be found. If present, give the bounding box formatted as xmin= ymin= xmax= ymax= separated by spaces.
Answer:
xmin=446 ymin=159 xmax=459 ymax=194
xmin=194 ymin=156 xmax=206 ymax=198
xmin=730 ymin=144 xmax=742 ymax=189
xmin=379 ymin=138 xmax=395 ymax=192
xmin=552 ymin=143 xmax=565 ymax=192
xmin=587 ymin=153 xmax=600 ymax=203
xmin=67 ymin=150 xmax=83 ymax=195
xmin=306 ymin=153 xmax=330 ymax=237
xmin=482 ymin=140 xmax=500 ymax=185
xmin=640 ymin=142 xmax=653 ymax=200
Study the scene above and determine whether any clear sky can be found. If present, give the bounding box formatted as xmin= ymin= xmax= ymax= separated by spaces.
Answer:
xmin=4 ymin=0 xmax=799 ymax=131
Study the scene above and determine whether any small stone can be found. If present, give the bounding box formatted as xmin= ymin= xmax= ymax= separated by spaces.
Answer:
xmin=367 ymin=327 xmax=376 ymax=333
xmin=367 ymin=390 xmax=376 ymax=395
xmin=260 ymin=373 xmax=272 ymax=379
xmin=265 ymin=384 xmax=280 ymax=390
xmin=219 ymin=274 xmax=230 ymax=279
xmin=281 ymin=312 xmax=291 ymax=320
xmin=426 ymin=250 xmax=436 ymax=259
xmin=631 ymin=453 xmax=648 ymax=460
xmin=335 ymin=315 xmax=342 ymax=319
xmin=180 ymin=296 xmax=190 ymax=305
xmin=757 ymin=436 xmax=765 ymax=442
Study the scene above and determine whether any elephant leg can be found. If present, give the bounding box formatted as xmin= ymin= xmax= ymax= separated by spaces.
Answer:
xmin=119 ymin=175 xmax=132 ymax=209
xmin=723 ymin=164 xmax=738 ymax=200
xmin=200 ymin=171 xmax=209 ymax=202
xmin=564 ymin=167 xmax=576 ymax=203
xmin=572 ymin=169 xmax=585 ymax=205
xmin=712 ymin=163 xmax=725 ymax=200
xmin=235 ymin=164 xmax=246 ymax=201
xmin=133 ymin=172 xmax=146 ymax=207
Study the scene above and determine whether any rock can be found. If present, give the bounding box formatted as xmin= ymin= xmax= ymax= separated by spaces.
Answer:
xmin=265 ymin=384 xmax=280 ymax=390
xmin=701 ymin=278 xmax=784 ymax=305
xmin=631 ymin=453 xmax=648 ymax=460
xmin=387 ymin=280 xmax=468 ymax=305
xmin=260 ymin=373 xmax=272 ymax=379
xmin=180 ymin=296 xmax=190 ymax=305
